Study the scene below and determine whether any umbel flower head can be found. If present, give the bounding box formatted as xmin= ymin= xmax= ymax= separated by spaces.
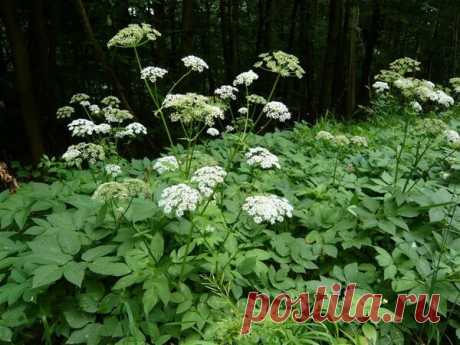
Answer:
xmin=350 ymin=136 xmax=368 ymax=147
xmin=158 ymin=184 xmax=201 ymax=217
xmin=141 ymin=66 xmax=168 ymax=83
xmin=315 ymin=130 xmax=334 ymax=141
xmin=181 ymin=55 xmax=209 ymax=72
xmin=233 ymin=70 xmax=259 ymax=87
xmin=372 ymin=81 xmax=389 ymax=93
xmin=105 ymin=164 xmax=122 ymax=177
xmin=245 ymin=147 xmax=280 ymax=169
xmin=242 ymin=194 xmax=293 ymax=224
xmin=92 ymin=178 xmax=150 ymax=201
xmin=56 ymin=106 xmax=75 ymax=119
xmin=246 ymin=94 xmax=267 ymax=105
xmin=67 ymin=119 xmax=111 ymax=137
xmin=70 ymin=93 xmax=90 ymax=105
xmin=115 ymin=122 xmax=147 ymax=138
xmin=162 ymin=93 xmax=224 ymax=127
xmin=450 ymin=77 xmax=460 ymax=93
xmin=101 ymin=96 xmax=121 ymax=108
xmin=191 ymin=166 xmax=227 ymax=197
xmin=62 ymin=143 xmax=105 ymax=167
xmin=107 ymin=23 xmax=161 ymax=48
xmin=153 ymin=156 xmax=179 ymax=174
xmin=416 ymin=118 xmax=447 ymax=137
xmin=206 ymin=128 xmax=220 ymax=137
xmin=103 ymin=107 xmax=134 ymax=123
xmin=254 ymin=51 xmax=305 ymax=78
xmin=262 ymin=101 xmax=291 ymax=122
xmin=214 ymin=85 xmax=238 ymax=100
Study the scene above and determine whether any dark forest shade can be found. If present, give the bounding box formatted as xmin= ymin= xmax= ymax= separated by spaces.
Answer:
xmin=1 ymin=0 xmax=460 ymax=162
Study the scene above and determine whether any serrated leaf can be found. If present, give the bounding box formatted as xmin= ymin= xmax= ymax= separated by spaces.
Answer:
xmin=88 ymin=258 xmax=131 ymax=277
xmin=58 ymin=230 xmax=81 ymax=256
xmin=150 ymin=232 xmax=164 ymax=262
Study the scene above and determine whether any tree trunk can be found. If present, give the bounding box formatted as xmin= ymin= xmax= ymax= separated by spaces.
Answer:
xmin=360 ymin=0 xmax=381 ymax=104
xmin=181 ymin=0 xmax=194 ymax=54
xmin=0 ymin=0 xmax=45 ymax=162
xmin=220 ymin=0 xmax=236 ymax=83
xmin=299 ymin=0 xmax=317 ymax=119
xmin=320 ymin=0 xmax=343 ymax=113
xmin=343 ymin=0 xmax=360 ymax=118
xmin=73 ymin=0 xmax=132 ymax=112
xmin=203 ymin=0 xmax=215 ymax=91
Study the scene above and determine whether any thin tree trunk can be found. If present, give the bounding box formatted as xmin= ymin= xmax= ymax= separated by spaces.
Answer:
xmin=287 ymin=0 xmax=300 ymax=52
xmin=360 ymin=0 xmax=381 ymax=104
xmin=320 ymin=0 xmax=343 ymax=112
xmin=0 ymin=0 xmax=45 ymax=162
xmin=231 ymin=0 xmax=241 ymax=74
xmin=203 ymin=0 xmax=215 ymax=91
xmin=343 ymin=0 xmax=359 ymax=118
xmin=73 ymin=0 xmax=132 ymax=112
xmin=181 ymin=0 xmax=194 ymax=54
xmin=220 ymin=0 xmax=235 ymax=83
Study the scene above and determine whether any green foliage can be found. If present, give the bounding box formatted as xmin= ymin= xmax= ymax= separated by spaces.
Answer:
xmin=2 ymin=107 xmax=460 ymax=344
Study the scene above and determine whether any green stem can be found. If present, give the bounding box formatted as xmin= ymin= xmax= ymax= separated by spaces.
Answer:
xmin=393 ymin=118 xmax=410 ymax=189
xmin=133 ymin=47 xmax=174 ymax=147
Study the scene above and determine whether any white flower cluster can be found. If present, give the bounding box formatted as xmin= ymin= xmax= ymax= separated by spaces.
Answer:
xmin=70 ymin=93 xmax=90 ymax=105
xmin=191 ymin=166 xmax=227 ymax=197
xmin=107 ymin=23 xmax=161 ymax=48
xmin=104 ymin=107 xmax=134 ymax=123
xmin=233 ymin=70 xmax=259 ymax=87
xmin=181 ymin=55 xmax=209 ymax=72
xmin=62 ymin=143 xmax=105 ymax=167
xmin=350 ymin=136 xmax=368 ymax=147
xmin=153 ymin=156 xmax=179 ymax=174
xmin=214 ymin=85 xmax=238 ymax=100
xmin=158 ymin=184 xmax=201 ymax=217
xmin=141 ymin=66 xmax=168 ymax=83
xmin=254 ymin=51 xmax=305 ymax=78
xmin=245 ymin=147 xmax=280 ymax=169
xmin=263 ymin=101 xmax=291 ymax=122
xmin=445 ymin=130 xmax=460 ymax=148
xmin=242 ymin=194 xmax=293 ymax=224
xmin=247 ymin=94 xmax=267 ymax=105
xmin=115 ymin=122 xmax=147 ymax=138
xmin=315 ymin=130 xmax=334 ymax=141
xmin=316 ymin=131 xmax=368 ymax=148
xmin=101 ymin=96 xmax=121 ymax=108
xmin=105 ymin=164 xmax=122 ymax=177
xmin=89 ymin=104 xmax=101 ymax=115
xmin=68 ymin=119 xmax=111 ymax=137
xmin=238 ymin=107 xmax=248 ymax=115
xmin=56 ymin=106 xmax=75 ymax=119
xmin=372 ymin=81 xmax=390 ymax=93
xmin=450 ymin=78 xmax=460 ymax=94
xmin=410 ymin=101 xmax=423 ymax=113
xmin=163 ymin=93 xmax=224 ymax=126
xmin=206 ymin=128 xmax=220 ymax=136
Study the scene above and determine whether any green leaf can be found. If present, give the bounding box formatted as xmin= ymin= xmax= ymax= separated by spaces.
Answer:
xmin=384 ymin=265 xmax=397 ymax=280
xmin=67 ymin=323 xmax=102 ymax=345
xmin=362 ymin=324 xmax=377 ymax=345
xmin=82 ymin=245 xmax=117 ymax=262
xmin=374 ymin=247 xmax=393 ymax=267
xmin=143 ymin=287 xmax=158 ymax=315
xmin=64 ymin=308 xmax=95 ymax=329
xmin=125 ymin=199 xmax=156 ymax=222
xmin=32 ymin=265 xmax=63 ymax=288
xmin=88 ymin=258 xmax=131 ymax=277
xmin=429 ymin=208 xmax=445 ymax=223
xmin=64 ymin=262 xmax=86 ymax=288
xmin=0 ymin=325 xmax=12 ymax=342
xmin=150 ymin=232 xmax=164 ymax=262
xmin=238 ymin=257 xmax=257 ymax=275
xmin=58 ymin=230 xmax=81 ymax=256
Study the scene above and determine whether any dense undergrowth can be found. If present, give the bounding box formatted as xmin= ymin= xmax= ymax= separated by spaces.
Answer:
xmin=2 ymin=113 xmax=460 ymax=345
xmin=1 ymin=24 xmax=460 ymax=345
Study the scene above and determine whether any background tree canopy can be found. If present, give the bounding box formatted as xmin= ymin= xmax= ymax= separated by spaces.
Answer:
xmin=1 ymin=0 xmax=460 ymax=162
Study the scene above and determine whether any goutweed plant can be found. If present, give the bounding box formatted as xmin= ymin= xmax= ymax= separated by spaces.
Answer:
xmin=1 ymin=25 xmax=460 ymax=345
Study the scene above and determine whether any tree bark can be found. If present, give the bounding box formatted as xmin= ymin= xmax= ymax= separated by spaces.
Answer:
xmin=320 ymin=0 xmax=343 ymax=113
xmin=343 ymin=0 xmax=360 ymax=118
xmin=360 ymin=0 xmax=381 ymax=104
xmin=0 ymin=0 xmax=45 ymax=162
xmin=181 ymin=0 xmax=194 ymax=54
xmin=73 ymin=0 xmax=132 ymax=112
